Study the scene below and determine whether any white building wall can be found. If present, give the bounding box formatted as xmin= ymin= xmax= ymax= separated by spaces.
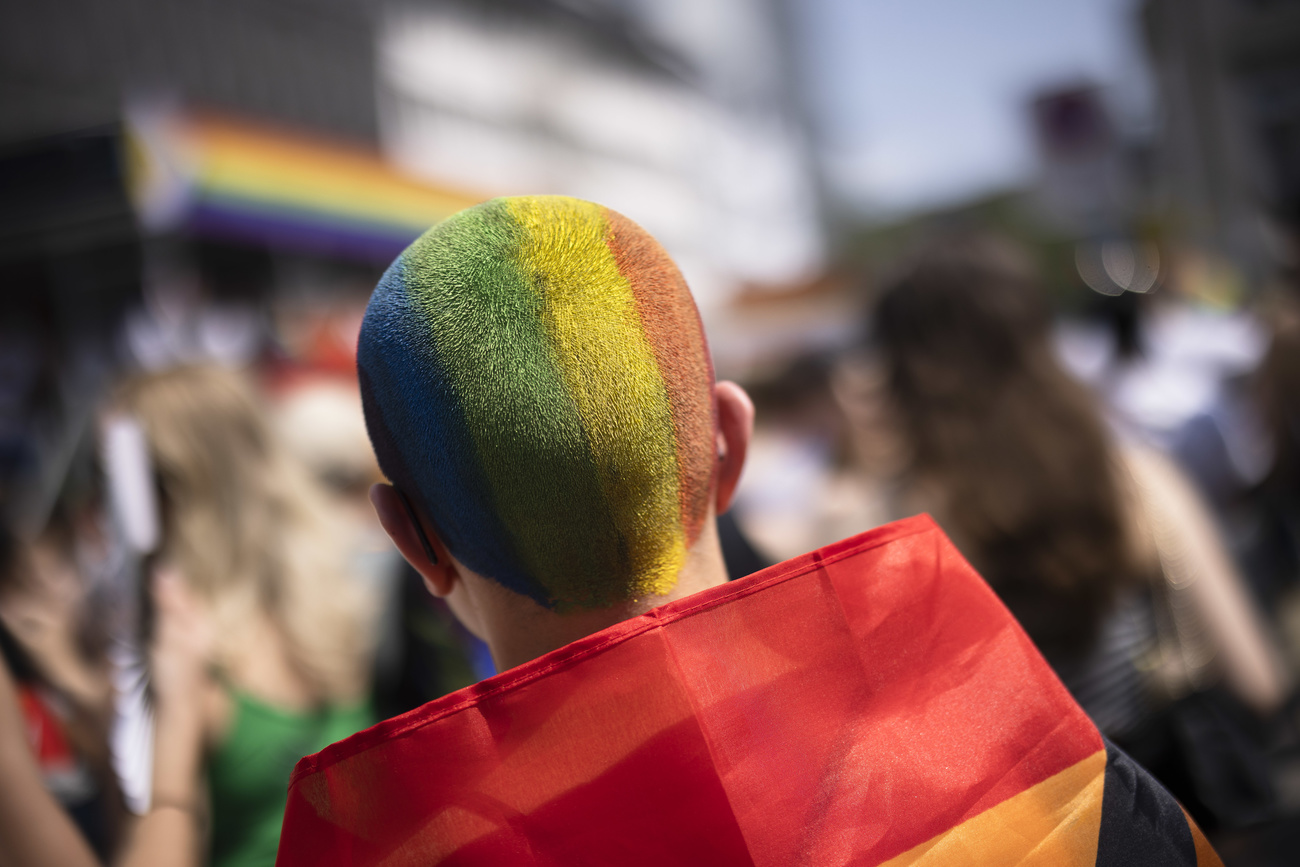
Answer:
xmin=374 ymin=3 xmax=824 ymax=321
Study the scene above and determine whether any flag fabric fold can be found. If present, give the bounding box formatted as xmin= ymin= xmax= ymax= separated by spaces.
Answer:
xmin=276 ymin=514 xmax=1220 ymax=866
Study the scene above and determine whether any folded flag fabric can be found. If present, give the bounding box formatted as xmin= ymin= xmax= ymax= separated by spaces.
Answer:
xmin=276 ymin=515 xmax=1221 ymax=866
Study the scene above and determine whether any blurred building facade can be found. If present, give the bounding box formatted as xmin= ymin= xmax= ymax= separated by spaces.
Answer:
xmin=1141 ymin=0 xmax=1300 ymax=276
xmin=0 ymin=0 xmax=379 ymax=144
xmin=0 ymin=0 xmax=386 ymax=528
xmin=376 ymin=0 xmax=826 ymax=318
xmin=1 ymin=0 xmax=829 ymax=336
xmin=0 ymin=0 xmax=832 ymax=524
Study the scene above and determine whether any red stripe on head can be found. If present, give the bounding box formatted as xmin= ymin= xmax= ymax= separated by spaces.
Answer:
xmin=603 ymin=208 xmax=716 ymax=544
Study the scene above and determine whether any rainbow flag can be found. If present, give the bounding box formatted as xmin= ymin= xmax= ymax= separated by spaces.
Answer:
xmin=125 ymin=108 xmax=484 ymax=261
xmin=276 ymin=516 xmax=1221 ymax=866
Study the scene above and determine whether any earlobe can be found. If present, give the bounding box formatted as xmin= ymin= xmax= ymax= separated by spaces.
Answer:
xmin=369 ymin=483 xmax=457 ymax=597
xmin=713 ymin=381 xmax=754 ymax=515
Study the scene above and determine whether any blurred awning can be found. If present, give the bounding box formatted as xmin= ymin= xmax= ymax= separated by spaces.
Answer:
xmin=125 ymin=107 xmax=484 ymax=261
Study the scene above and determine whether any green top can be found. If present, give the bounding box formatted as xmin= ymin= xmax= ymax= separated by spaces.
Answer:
xmin=207 ymin=691 xmax=373 ymax=867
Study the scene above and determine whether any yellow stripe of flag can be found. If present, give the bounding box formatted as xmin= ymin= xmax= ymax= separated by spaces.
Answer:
xmin=879 ymin=750 xmax=1107 ymax=867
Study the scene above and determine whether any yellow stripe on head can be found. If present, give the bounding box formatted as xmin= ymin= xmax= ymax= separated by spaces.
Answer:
xmin=508 ymin=196 xmax=687 ymax=597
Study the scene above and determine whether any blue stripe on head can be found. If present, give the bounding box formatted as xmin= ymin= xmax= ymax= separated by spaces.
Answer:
xmin=357 ymin=255 xmax=546 ymax=603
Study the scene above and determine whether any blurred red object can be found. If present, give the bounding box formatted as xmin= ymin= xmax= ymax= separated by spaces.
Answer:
xmin=278 ymin=516 xmax=1219 ymax=866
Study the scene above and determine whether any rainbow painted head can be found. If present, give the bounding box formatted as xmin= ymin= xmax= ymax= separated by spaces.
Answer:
xmin=358 ymin=196 xmax=717 ymax=610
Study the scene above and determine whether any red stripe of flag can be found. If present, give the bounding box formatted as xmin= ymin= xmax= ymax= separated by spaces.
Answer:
xmin=279 ymin=516 xmax=1104 ymax=866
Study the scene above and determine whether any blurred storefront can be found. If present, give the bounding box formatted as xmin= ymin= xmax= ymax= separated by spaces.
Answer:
xmin=0 ymin=127 xmax=139 ymax=533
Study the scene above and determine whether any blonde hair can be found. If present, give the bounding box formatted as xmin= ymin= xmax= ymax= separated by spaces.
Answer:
xmin=113 ymin=365 xmax=371 ymax=703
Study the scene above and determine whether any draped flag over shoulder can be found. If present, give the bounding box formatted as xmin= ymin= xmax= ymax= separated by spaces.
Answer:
xmin=276 ymin=515 xmax=1221 ymax=866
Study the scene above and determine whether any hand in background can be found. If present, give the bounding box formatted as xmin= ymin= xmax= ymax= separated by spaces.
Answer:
xmin=148 ymin=568 xmax=215 ymax=721
xmin=116 ymin=568 xmax=215 ymax=867
xmin=0 ymin=541 xmax=111 ymax=719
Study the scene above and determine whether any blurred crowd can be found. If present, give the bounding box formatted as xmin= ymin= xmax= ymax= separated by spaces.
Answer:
xmin=2 ymin=224 xmax=1299 ymax=864
xmin=0 ymin=353 xmax=490 ymax=865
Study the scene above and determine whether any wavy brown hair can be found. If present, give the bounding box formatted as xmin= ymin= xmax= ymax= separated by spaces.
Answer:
xmin=872 ymin=236 xmax=1143 ymax=654
xmin=112 ymin=365 xmax=370 ymax=703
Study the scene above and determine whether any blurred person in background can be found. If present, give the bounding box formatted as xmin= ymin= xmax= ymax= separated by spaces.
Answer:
xmin=271 ymin=373 xmax=490 ymax=719
xmin=1252 ymin=289 xmax=1300 ymax=669
xmin=109 ymin=365 xmax=377 ymax=867
xmin=845 ymin=235 xmax=1292 ymax=831
xmin=1172 ymin=279 xmax=1300 ymax=674
xmin=735 ymin=354 xmax=874 ymax=562
xmin=0 ymin=651 xmax=101 ymax=867
xmin=0 ymin=517 xmax=121 ymax=858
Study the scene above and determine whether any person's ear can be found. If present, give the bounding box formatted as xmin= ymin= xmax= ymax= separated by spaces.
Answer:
xmin=369 ymin=483 xmax=457 ymax=598
xmin=713 ymin=380 xmax=754 ymax=515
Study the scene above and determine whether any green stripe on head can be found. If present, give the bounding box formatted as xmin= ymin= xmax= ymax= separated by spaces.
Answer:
xmin=358 ymin=196 xmax=716 ymax=609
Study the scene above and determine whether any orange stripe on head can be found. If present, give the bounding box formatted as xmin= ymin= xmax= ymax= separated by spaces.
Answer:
xmin=603 ymin=207 xmax=716 ymax=546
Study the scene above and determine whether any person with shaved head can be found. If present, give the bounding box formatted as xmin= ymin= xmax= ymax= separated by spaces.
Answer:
xmin=276 ymin=197 xmax=1220 ymax=867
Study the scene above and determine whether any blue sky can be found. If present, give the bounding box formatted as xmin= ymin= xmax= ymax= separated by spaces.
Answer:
xmin=797 ymin=0 xmax=1153 ymax=217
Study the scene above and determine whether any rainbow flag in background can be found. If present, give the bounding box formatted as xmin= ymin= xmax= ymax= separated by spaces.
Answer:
xmin=276 ymin=515 xmax=1221 ymax=866
xmin=126 ymin=108 xmax=483 ymax=261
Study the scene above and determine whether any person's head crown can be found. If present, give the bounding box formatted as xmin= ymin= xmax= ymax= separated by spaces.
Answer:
xmin=358 ymin=196 xmax=716 ymax=609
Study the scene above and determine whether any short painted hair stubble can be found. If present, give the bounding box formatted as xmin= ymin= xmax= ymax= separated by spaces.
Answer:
xmin=358 ymin=196 xmax=716 ymax=610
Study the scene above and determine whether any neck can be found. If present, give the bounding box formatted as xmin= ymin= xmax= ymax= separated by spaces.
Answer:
xmin=471 ymin=517 xmax=730 ymax=672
